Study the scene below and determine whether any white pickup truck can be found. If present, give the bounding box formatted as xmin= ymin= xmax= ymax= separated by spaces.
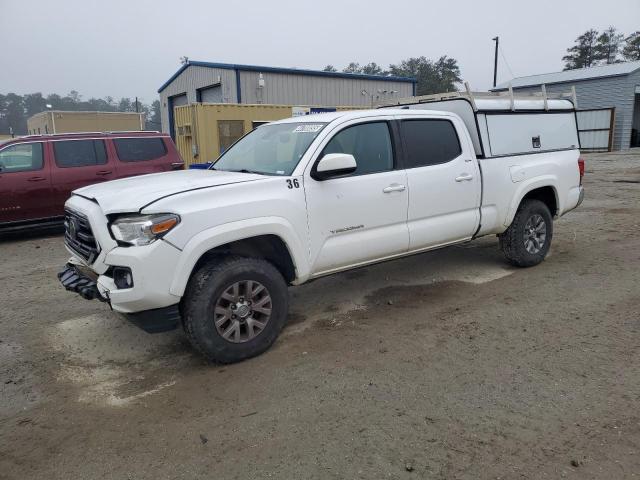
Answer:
xmin=58 ymin=94 xmax=584 ymax=363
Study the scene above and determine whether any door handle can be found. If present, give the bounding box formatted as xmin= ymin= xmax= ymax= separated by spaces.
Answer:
xmin=27 ymin=176 xmax=46 ymax=182
xmin=383 ymin=184 xmax=406 ymax=193
xmin=455 ymin=173 xmax=474 ymax=182
xmin=96 ymin=170 xmax=113 ymax=176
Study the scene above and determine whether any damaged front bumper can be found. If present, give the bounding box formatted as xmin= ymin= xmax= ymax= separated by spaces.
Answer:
xmin=57 ymin=262 xmax=180 ymax=333
xmin=57 ymin=263 xmax=108 ymax=302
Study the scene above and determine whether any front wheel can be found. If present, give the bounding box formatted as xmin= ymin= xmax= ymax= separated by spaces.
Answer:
xmin=499 ymin=199 xmax=553 ymax=267
xmin=182 ymin=256 xmax=289 ymax=363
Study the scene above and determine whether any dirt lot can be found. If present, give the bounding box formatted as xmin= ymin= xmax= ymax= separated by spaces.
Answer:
xmin=1 ymin=151 xmax=639 ymax=479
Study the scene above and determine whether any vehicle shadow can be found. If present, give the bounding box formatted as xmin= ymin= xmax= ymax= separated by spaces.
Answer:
xmin=0 ymin=225 xmax=64 ymax=243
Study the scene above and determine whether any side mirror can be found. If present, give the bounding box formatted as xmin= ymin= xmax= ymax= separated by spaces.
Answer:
xmin=312 ymin=153 xmax=357 ymax=180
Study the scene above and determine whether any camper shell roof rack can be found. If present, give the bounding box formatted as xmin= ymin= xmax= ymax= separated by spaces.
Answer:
xmin=381 ymin=82 xmax=578 ymax=111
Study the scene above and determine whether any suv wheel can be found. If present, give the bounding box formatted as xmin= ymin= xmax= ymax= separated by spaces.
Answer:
xmin=499 ymin=199 xmax=553 ymax=267
xmin=182 ymin=256 xmax=288 ymax=363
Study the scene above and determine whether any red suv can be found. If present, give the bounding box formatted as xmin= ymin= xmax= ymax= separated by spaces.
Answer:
xmin=0 ymin=131 xmax=183 ymax=231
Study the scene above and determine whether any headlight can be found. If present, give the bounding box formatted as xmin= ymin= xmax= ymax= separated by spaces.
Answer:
xmin=110 ymin=213 xmax=180 ymax=246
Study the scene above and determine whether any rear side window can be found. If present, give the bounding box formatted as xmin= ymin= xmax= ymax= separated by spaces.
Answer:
xmin=0 ymin=143 xmax=43 ymax=173
xmin=53 ymin=140 xmax=107 ymax=168
xmin=114 ymin=137 xmax=167 ymax=162
xmin=321 ymin=122 xmax=393 ymax=176
xmin=401 ymin=119 xmax=461 ymax=168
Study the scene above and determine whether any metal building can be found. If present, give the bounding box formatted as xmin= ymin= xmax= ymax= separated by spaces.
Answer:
xmin=493 ymin=61 xmax=640 ymax=150
xmin=158 ymin=60 xmax=416 ymax=138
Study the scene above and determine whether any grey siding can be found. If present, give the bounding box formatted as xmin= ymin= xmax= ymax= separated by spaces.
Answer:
xmin=159 ymin=66 xmax=238 ymax=133
xmin=159 ymin=65 xmax=414 ymax=133
xmin=510 ymin=70 xmax=640 ymax=150
xmin=238 ymin=70 xmax=413 ymax=107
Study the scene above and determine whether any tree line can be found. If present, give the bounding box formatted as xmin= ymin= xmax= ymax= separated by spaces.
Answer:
xmin=322 ymin=56 xmax=462 ymax=96
xmin=0 ymin=91 xmax=161 ymax=136
xmin=563 ymin=28 xmax=640 ymax=70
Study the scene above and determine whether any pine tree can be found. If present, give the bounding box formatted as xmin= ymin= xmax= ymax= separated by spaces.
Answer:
xmin=622 ymin=31 xmax=640 ymax=61
xmin=595 ymin=26 xmax=624 ymax=64
xmin=563 ymin=29 xmax=599 ymax=70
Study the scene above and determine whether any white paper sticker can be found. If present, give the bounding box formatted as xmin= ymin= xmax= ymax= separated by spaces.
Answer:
xmin=293 ymin=124 xmax=323 ymax=133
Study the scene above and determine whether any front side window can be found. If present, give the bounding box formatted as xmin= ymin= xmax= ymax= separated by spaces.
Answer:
xmin=0 ymin=143 xmax=44 ymax=173
xmin=53 ymin=140 xmax=107 ymax=168
xmin=113 ymin=137 xmax=167 ymax=162
xmin=401 ymin=119 xmax=462 ymax=168
xmin=321 ymin=122 xmax=393 ymax=176
xmin=213 ymin=122 xmax=326 ymax=176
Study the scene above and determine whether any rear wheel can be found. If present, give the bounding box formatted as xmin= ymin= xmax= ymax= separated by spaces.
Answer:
xmin=499 ymin=199 xmax=553 ymax=267
xmin=182 ymin=256 xmax=288 ymax=363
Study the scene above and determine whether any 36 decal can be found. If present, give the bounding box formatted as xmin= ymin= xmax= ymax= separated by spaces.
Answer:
xmin=286 ymin=179 xmax=300 ymax=189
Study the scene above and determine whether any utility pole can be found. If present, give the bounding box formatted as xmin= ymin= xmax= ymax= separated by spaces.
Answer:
xmin=135 ymin=96 xmax=139 ymax=113
xmin=492 ymin=36 xmax=499 ymax=88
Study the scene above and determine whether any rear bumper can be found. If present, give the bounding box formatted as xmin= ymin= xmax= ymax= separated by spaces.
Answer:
xmin=562 ymin=185 xmax=584 ymax=215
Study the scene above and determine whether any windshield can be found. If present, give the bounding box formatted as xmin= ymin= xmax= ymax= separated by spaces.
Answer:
xmin=212 ymin=122 xmax=326 ymax=175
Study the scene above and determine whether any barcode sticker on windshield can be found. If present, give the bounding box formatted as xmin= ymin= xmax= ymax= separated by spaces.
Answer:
xmin=293 ymin=125 xmax=323 ymax=133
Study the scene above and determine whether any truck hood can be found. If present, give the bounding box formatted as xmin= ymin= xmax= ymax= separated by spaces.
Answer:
xmin=73 ymin=169 xmax=266 ymax=214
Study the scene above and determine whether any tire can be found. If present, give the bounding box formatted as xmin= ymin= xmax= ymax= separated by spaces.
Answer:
xmin=499 ymin=199 xmax=553 ymax=267
xmin=182 ymin=255 xmax=288 ymax=363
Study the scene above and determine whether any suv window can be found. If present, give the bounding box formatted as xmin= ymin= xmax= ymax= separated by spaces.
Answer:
xmin=53 ymin=140 xmax=107 ymax=168
xmin=113 ymin=137 xmax=167 ymax=162
xmin=321 ymin=122 xmax=393 ymax=176
xmin=401 ymin=119 xmax=461 ymax=168
xmin=0 ymin=143 xmax=44 ymax=173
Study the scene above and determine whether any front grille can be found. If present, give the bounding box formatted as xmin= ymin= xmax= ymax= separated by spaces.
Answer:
xmin=64 ymin=209 xmax=100 ymax=263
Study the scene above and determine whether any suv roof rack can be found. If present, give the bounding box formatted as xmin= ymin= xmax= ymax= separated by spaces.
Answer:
xmin=18 ymin=131 xmax=160 ymax=139
xmin=107 ymin=130 xmax=161 ymax=134
xmin=381 ymin=82 xmax=578 ymax=111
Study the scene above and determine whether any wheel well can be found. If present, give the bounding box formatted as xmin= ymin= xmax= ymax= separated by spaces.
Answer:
xmin=192 ymin=235 xmax=296 ymax=284
xmin=522 ymin=186 xmax=557 ymax=216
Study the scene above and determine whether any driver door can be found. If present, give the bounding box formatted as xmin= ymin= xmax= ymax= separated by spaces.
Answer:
xmin=304 ymin=119 xmax=409 ymax=275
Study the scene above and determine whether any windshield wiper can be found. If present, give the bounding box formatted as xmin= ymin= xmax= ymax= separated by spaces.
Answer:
xmin=228 ymin=169 xmax=270 ymax=175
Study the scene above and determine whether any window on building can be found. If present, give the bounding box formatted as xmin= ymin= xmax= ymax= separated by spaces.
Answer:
xmin=400 ymin=119 xmax=461 ymax=168
xmin=0 ymin=143 xmax=44 ymax=173
xmin=113 ymin=137 xmax=167 ymax=161
xmin=321 ymin=122 xmax=393 ymax=175
xmin=53 ymin=140 xmax=108 ymax=167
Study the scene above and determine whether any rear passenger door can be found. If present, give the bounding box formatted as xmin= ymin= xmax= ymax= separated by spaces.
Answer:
xmin=50 ymin=139 xmax=115 ymax=213
xmin=399 ymin=116 xmax=481 ymax=250
xmin=111 ymin=137 xmax=174 ymax=177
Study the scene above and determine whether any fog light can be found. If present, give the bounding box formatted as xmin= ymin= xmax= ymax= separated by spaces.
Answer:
xmin=113 ymin=267 xmax=134 ymax=289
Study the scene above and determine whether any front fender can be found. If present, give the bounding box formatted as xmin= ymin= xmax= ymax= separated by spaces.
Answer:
xmin=504 ymin=176 xmax=559 ymax=227
xmin=169 ymin=216 xmax=309 ymax=297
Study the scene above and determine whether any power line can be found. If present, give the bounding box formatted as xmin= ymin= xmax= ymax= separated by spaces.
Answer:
xmin=498 ymin=44 xmax=516 ymax=80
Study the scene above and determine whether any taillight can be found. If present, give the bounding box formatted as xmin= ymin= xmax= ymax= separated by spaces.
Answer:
xmin=578 ymin=157 xmax=585 ymax=185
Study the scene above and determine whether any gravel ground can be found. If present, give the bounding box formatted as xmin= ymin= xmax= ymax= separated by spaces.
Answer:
xmin=0 ymin=151 xmax=639 ymax=479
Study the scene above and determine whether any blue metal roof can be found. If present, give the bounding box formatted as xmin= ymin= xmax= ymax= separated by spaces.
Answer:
xmin=158 ymin=60 xmax=417 ymax=93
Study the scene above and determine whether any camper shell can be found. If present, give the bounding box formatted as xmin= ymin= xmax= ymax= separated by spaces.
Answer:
xmin=380 ymin=87 xmax=580 ymax=159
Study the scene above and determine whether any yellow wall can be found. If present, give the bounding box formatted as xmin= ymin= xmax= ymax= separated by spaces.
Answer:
xmin=27 ymin=111 xmax=145 ymax=134
xmin=174 ymin=103 xmax=364 ymax=167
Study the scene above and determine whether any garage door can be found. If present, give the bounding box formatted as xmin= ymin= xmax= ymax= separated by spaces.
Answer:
xmin=199 ymin=85 xmax=223 ymax=103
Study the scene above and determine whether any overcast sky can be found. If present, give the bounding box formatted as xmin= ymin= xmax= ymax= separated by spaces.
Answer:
xmin=1 ymin=0 xmax=638 ymax=104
